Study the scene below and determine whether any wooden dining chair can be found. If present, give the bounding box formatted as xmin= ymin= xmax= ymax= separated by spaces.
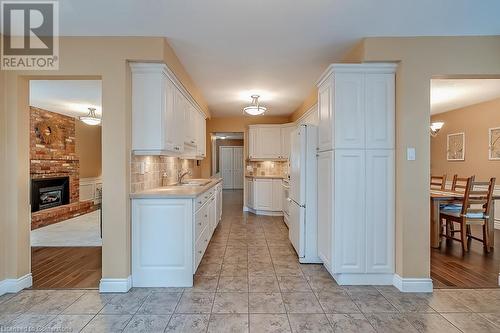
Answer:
xmin=431 ymin=174 xmax=447 ymax=190
xmin=440 ymin=177 xmax=496 ymax=252
xmin=452 ymin=174 xmax=474 ymax=192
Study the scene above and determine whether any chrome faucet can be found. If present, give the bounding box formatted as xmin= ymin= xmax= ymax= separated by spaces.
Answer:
xmin=178 ymin=169 xmax=192 ymax=184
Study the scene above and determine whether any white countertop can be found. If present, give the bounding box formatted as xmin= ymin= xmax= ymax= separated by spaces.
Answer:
xmin=130 ymin=178 xmax=222 ymax=199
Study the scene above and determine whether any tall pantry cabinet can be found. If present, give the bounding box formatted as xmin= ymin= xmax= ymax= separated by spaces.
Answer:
xmin=316 ymin=63 xmax=396 ymax=285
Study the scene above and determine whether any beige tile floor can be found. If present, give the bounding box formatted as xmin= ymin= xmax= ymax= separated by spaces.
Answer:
xmin=2 ymin=190 xmax=500 ymax=332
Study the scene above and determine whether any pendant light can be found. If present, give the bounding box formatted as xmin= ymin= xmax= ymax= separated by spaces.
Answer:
xmin=243 ymin=95 xmax=267 ymax=116
xmin=80 ymin=107 xmax=101 ymax=125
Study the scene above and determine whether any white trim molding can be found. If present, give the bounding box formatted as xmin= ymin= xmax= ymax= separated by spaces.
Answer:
xmin=393 ymin=274 xmax=433 ymax=293
xmin=0 ymin=274 xmax=33 ymax=296
xmin=332 ymin=273 xmax=394 ymax=286
xmin=99 ymin=276 xmax=132 ymax=293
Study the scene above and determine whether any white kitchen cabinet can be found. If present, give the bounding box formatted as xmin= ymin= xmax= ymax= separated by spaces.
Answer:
xmin=316 ymin=63 xmax=396 ymax=286
xmin=208 ymin=195 xmax=216 ymax=234
xmin=216 ymin=183 xmax=222 ymax=223
xmin=365 ymin=149 xmax=395 ymax=273
xmin=246 ymin=178 xmax=254 ymax=209
xmin=334 ymin=149 xmax=366 ymax=273
xmin=246 ymin=177 xmax=283 ymax=215
xmin=132 ymin=181 xmax=222 ymax=287
xmin=365 ymin=74 xmax=395 ymax=149
xmin=248 ymin=125 xmax=285 ymax=159
xmin=132 ymin=198 xmax=193 ymax=287
xmin=131 ymin=62 xmax=207 ymax=158
xmin=254 ymin=179 xmax=273 ymax=211
xmin=184 ymin=104 xmax=197 ymax=147
xmin=272 ymin=179 xmax=283 ymax=212
xmin=317 ymin=64 xmax=396 ymax=151
xmin=317 ymin=151 xmax=333 ymax=271
xmin=334 ymin=73 xmax=365 ymax=149
xmin=317 ymin=82 xmax=333 ymax=151
xmin=280 ymin=124 xmax=295 ymax=159
xmin=196 ymin=113 xmax=206 ymax=158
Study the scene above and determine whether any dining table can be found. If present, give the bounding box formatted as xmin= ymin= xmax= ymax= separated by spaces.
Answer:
xmin=430 ymin=190 xmax=500 ymax=249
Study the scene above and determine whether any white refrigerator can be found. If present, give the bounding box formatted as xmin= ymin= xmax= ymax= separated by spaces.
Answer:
xmin=288 ymin=125 xmax=321 ymax=263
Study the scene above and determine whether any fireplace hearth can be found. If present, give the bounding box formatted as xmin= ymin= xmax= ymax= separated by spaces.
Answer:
xmin=31 ymin=177 xmax=70 ymax=212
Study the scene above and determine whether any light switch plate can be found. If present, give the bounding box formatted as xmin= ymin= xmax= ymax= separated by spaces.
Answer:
xmin=407 ymin=147 xmax=416 ymax=161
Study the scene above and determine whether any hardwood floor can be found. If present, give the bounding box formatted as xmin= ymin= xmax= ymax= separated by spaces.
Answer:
xmin=31 ymin=247 xmax=101 ymax=289
xmin=431 ymin=226 xmax=500 ymax=288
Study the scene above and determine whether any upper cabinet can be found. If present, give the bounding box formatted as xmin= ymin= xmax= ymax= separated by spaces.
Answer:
xmin=248 ymin=124 xmax=296 ymax=160
xmin=316 ymin=63 xmax=396 ymax=151
xmin=280 ymin=123 xmax=295 ymax=159
xmin=131 ymin=63 xmax=207 ymax=158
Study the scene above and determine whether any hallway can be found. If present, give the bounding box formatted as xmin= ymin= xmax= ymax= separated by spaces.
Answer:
xmin=1 ymin=190 xmax=500 ymax=332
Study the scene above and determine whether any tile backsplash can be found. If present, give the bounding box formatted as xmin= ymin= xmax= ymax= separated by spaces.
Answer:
xmin=246 ymin=160 xmax=288 ymax=177
xmin=131 ymin=155 xmax=199 ymax=193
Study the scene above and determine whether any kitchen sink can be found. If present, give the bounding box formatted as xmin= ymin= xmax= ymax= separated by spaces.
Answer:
xmin=177 ymin=179 xmax=212 ymax=186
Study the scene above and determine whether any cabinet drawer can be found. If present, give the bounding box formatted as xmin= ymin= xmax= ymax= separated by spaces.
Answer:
xmin=195 ymin=191 xmax=212 ymax=211
xmin=195 ymin=204 xmax=209 ymax=240
xmin=194 ymin=226 xmax=210 ymax=270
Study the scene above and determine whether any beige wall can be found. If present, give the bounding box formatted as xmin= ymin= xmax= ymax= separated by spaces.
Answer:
xmin=362 ymin=36 xmax=500 ymax=279
xmin=201 ymin=115 xmax=290 ymax=178
xmin=431 ymin=98 xmax=500 ymax=181
xmin=290 ymin=40 xmax=365 ymax=122
xmin=0 ymin=37 xmax=208 ymax=284
xmin=75 ymin=121 xmax=102 ymax=178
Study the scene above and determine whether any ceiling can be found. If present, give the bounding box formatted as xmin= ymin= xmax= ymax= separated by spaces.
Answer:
xmin=57 ymin=0 xmax=500 ymax=117
xmin=29 ymin=80 xmax=102 ymax=118
xmin=431 ymin=79 xmax=500 ymax=114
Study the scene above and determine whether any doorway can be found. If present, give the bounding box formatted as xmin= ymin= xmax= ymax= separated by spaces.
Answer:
xmin=29 ymin=80 xmax=102 ymax=289
xmin=430 ymin=78 xmax=500 ymax=288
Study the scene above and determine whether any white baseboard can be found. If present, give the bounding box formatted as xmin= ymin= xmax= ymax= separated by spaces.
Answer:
xmin=393 ymin=274 xmax=433 ymax=293
xmin=246 ymin=207 xmax=283 ymax=216
xmin=333 ymin=273 xmax=394 ymax=286
xmin=0 ymin=273 xmax=33 ymax=296
xmin=99 ymin=276 xmax=132 ymax=293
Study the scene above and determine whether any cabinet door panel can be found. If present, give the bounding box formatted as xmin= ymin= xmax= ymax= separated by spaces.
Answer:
xmin=366 ymin=150 xmax=395 ymax=273
xmin=317 ymin=151 xmax=333 ymax=269
xmin=272 ymin=179 xmax=283 ymax=211
xmin=173 ymin=90 xmax=186 ymax=153
xmin=164 ymin=78 xmax=176 ymax=151
xmin=257 ymin=127 xmax=282 ymax=158
xmin=246 ymin=179 xmax=254 ymax=209
xmin=280 ymin=125 xmax=295 ymax=159
xmin=334 ymin=150 xmax=365 ymax=273
xmin=334 ymin=73 xmax=365 ymax=149
xmin=255 ymin=179 xmax=273 ymax=210
xmin=248 ymin=128 xmax=258 ymax=159
xmin=365 ymin=74 xmax=395 ymax=149
xmin=132 ymin=199 xmax=192 ymax=287
xmin=318 ymin=82 xmax=333 ymax=151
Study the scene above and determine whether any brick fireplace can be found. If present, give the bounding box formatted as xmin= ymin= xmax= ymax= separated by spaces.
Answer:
xmin=30 ymin=107 xmax=97 ymax=230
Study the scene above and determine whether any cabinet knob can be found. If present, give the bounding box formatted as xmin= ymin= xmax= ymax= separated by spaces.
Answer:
xmin=198 ymin=201 xmax=202 ymax=204
xmin=198 ymin=222 xmax=202 ymax=226
xmin=198 ymin=250 xmax=202 ymax=254
xmin=204 ymin=214 xmax=208 ymax=218
xmin=204 ymin=239 xmax=208 ymax=242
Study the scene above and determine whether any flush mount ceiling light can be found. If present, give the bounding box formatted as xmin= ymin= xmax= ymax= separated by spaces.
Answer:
xmin=79 ymin=107 xmax=101 ymax=125
xmin=430 ymin=121 xmax=444 ymax=137
xmin=243 ymin=95 xmax=267 ymax=116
